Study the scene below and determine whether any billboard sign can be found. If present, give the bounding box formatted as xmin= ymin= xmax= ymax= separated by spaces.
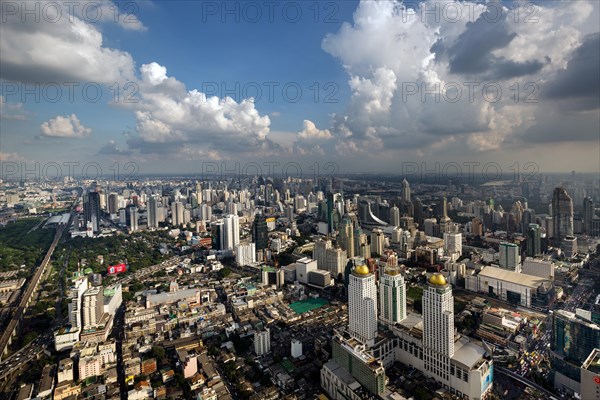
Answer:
xmin=108 ymin=263 xmax=127 ymax=275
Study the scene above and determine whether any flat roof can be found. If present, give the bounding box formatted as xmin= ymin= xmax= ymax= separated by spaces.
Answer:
xmin=323 ymin=359 xmax=361 ymax=390
xmin=452 ymin=337 xmax=488 ymax=369
xmin=478 ymin=266 xmax=549 ymax=288
xmin=582 ymin=348 xmax=600 ymax=374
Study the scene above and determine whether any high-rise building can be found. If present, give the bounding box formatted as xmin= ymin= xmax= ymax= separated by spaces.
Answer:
xmin=552 ymin=310 xmax=600 ymax=394
xmin=370 ymin=228 xmax=385 ymax=257
xmin=129 ymin=206 xmax=138 ymax=232
xmin=583 ymin=197 xmax=595 ymax=235
xmin=252 ymin=212 xmax=269 ymax=250
xmin=348 ymin=264 xmax=377 ymax=347
xmin=552 ymin=187 xmax=574 ymax=246
xmin=379 ymin=265 xmax=406 ymax=326
xmin=82 ymin=287 xmax=104 ymax=328
xmin=254 ymin=329 xmax=271 ymax=356
xmin=83 ymin=191 xmax=100 ymax=233
xmin=235 ymin=243 xmax=256 ymax=266
xmin=423 ymin=273 xmax=455 ymax=379
xmin=339 ymin=216 xmax=355 ymax=258
xmin=439 ymin=197 xmax=452 ymax=234
xmin=499 ymin=242 xmax=520 ymax=271
xmin=526 ymin=223 xmax=541 ymax=257
xmin=172 ymin=201 xmax=184 ymax=226
xmin=108 ymin=193 xmax=119 ymax=216
xmin=443 ymin=232 xmax=462 ymax=260
xmin=68 ymin=275 xmax=89 ymax=331
xmin=211 ymin=220 xmax=224 ymax=251
xmin=223 ymin=214 xmax=240 ymax=250
xmin=313 ymin=238 xmax=332 ymax=270
xmin=390 ymin=205 xmax=400 ymax=227
xmin=401 ymin=178 xmax=411 ymax=202
xmin=147 ymin=195 xmax=159 ymax=229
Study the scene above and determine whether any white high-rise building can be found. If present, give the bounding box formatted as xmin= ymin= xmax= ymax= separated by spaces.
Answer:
xmin=499 ymin=242 xmax=520 ymax=271
xmin=129 ymin=206 xmax=138 ymax=232
xmin=423 ymin=273 xmax=454 ymax=379
xmin=348 ymin=264 xmax=377 ymax=347
xmin=443 ymin=232 xmax=462 ymax=260
xmin=379 ymin=265 xmax=406 ymax=325
xmin=235 ymin=243 xmax=256 ymax=266
xmin=254 ymin=329 xmax=271 ymax=356
xmin=223 ymin=214 xmax=240 ymax=250
xmin=68 ymin=276 xmax=89 ymax=330
xmin=82 ymin=286 xmax=104 ymax=328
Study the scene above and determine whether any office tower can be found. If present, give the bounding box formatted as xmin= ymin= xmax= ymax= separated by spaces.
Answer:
xmin=223 ymin=214 xmax=240 ymax=250
xmin=211 ymin=220 xmax=224 ymax=250
xmin=370 ymin=228 xmax=385 ymax=257
xmin=390 ymin=205 xmax=400 ymax=227
xmin=339 ymin=216 xmax=355 ymax=258
xmin=499 ymin=242 xmax=519 ymax=271
xmin=252 ymin=212 xmax=269 ymax=250
xmin=423 ymin=273 xmax=454 ymax=380
xmin=118 ymin=208 xmax=126 ymax=225
xmin=148 ymin=195 xmax=159 ymax=229
xmin=379 ymin=265 xmax=406 ymax=325
xmin=552 ymin=187 xmax=574 ymax=245
xmin=443 ymin=232 xmax=462 ymax=260
xmin=583 ymin=197 xmax=595 ymax=235
xmin=327 ymin=192 xmax=342 ymax=234
xmin=68 ymin=276 xmax=89 ymax=331
xmin=83 ymin=191 xmax=100 ymax=233
xmin=439 ymin=197 xmax=452 ymax=234
xmin=348 ymin=264 xmax=377 ymax=347
xmin=108 ymin=193 xmax=119 ymax=215
xmin=552 ymin=310 xmax=600 ymax=394
xmin=200 ymin=203 xmax=212 ymax=222
xmin=254 ymin=329 xmax=271 ymax=356
xmin=172 ymin=201 xmax=184 ymax=226
xmin=82 ymin=287 xmax=104 ymax=328
xmin=129 ymin=206 xmax=138 ymax=232
xmin=526 ymin=223 xmax=541 ymax=257
xmin=401 ymin=178 xmax=411 ymax=202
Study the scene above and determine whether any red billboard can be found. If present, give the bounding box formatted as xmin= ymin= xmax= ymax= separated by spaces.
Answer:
xmin=107 ymin=263 xmax=127 ymax=275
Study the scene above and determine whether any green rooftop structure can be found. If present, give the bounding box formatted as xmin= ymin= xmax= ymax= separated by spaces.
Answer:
xmin=289 ymin=297 xmax=329 ymax=314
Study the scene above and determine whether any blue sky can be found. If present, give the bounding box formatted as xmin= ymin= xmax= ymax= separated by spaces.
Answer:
xmin=1 ymin=0 xmax=599 ymax=176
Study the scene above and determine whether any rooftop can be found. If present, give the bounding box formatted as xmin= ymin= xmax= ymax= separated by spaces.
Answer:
xmin=582 ymin=348 xmax=600 ymax=374
xmin=478 ymin=266 xmax=550 ymax=288
xmin=451 ymin=337 xmax=488 ymax=369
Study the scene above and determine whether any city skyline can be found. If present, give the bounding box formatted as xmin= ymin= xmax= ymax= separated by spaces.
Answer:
xmin=1 ymin=0 xmax=599 ymax=175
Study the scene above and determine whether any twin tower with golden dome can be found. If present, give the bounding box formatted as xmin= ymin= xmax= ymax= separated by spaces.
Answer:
xmin=353 ymin=264 xmax=447 ymax=286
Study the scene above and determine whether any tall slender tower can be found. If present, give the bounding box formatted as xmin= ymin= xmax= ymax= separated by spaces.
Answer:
xmin=148 ymin=195 xmax=159 ymax=229
xmin=552 ymin=187 xmax=573 ymax=245
xmin=390 ymin=205 xmax=400 ymax=227
xmin=348 ymin=264 xmax=377 ymax=347
xmin=379 ymin=265 xmax=406 ymax=325
xmin=401 ymin=178 xmax=411 ymax=202
xmin=423 ymin=273 xmax=454 ymax=380
xmin=339 ymin=216 xmax=355 ymax=258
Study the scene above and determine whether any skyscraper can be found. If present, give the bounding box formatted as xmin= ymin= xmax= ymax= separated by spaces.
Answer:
xmin=439 ymin=197 xmax=452 ymax=234
xmin=129 ymin=206 xmax=138 ymax=232
xmin=423 ymin=273 xmax=454 ymax=379
xmin=83 ymin=191 xmax=100 ymax=233
xmin=390 ymin=205 xmax=400 ymax=227
xmin=583 ymin=196 xmax=595 ymax=235
xmin=172 ymin=201 xmax=184 ymax=226
xmin=348 ymin=264 xmax=377 ymax=347
xmin=339 ymin=216 xmax=355 ymax=258
xmin=499 ymin=242 xmax=520 ymax=271
xmin=526 ymin=223 xmax=541 ymax=257
xmin=108 ymin=193 xmax=119 ymax=216
xmin=401 ymin=178 xmax=411 ymax=202
xmin=379 ymin=265 xmax=406 ymax=326
xmin=223 ymin=214 xmax=240 ymax=250
xmin=148 ymin=195 xmax=159 ymax=229
xmin=252 ymin=212 xmax=269 ymax=250
xmin=82 ymin=287 xmax=104 ymax=328
xmin=370 ymin=228 xmax=385 ymax=257
xmin=552 ymin=187 xmax=574 ymax=245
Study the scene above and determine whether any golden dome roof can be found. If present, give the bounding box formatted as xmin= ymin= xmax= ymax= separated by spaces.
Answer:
xmin=428 ymin=273 xmax=447 ymax=286
xmin=354 ymin=265 xmax=370 ymax=275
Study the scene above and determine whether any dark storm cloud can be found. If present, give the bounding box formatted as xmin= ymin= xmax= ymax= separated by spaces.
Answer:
xmin=543 ymin=33 xmax=600 ymax=109
xmin=431 ymin=8 xmax=546 ymax=80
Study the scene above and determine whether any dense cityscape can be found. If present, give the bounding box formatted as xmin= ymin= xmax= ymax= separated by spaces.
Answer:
xmin=0 ymin=172 xmax=598 ymax=400
xmin=1 ymin=0 xmax=599 ymax=399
